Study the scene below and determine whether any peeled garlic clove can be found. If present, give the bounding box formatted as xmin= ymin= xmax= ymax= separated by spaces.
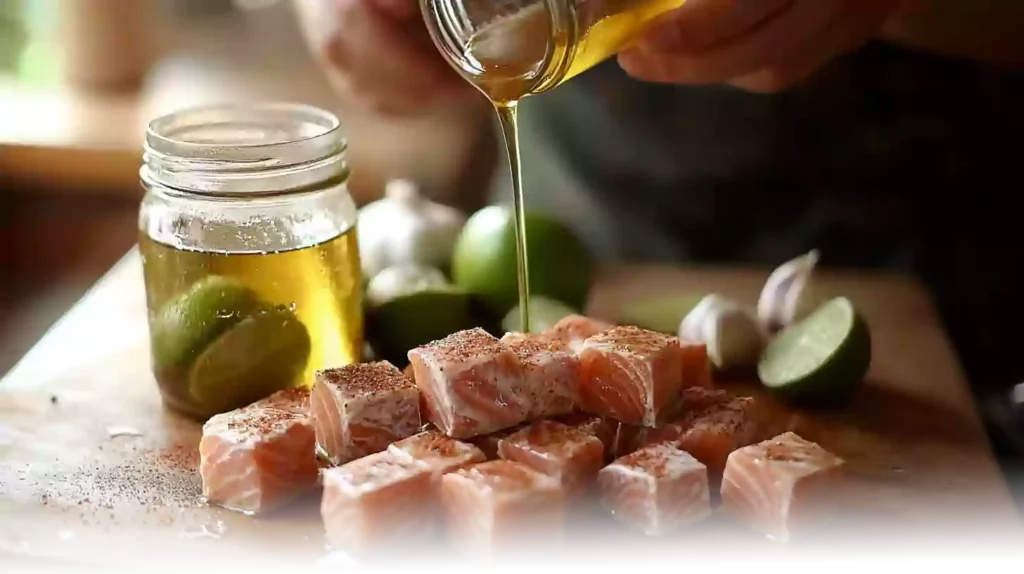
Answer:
xmin=365 ymin=263 xmax=449 ymax=308
xmin=757 ymin=249 xmax=820 ymax=333
xmin=680 ymin=294 xmax=766 ymax=374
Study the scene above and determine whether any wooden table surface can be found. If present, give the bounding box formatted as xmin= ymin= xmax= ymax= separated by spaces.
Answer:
xmin=1 ymin=248 xmax=1022 ymax=569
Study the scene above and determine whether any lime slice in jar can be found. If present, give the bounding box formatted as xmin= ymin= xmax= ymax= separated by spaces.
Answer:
xmin=188 ymin=305 xmax=312 ymax=416
xmin=150 ymin=275 xmax=265 ymax=373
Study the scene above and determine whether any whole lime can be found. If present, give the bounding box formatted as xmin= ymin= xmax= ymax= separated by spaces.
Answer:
xmin=150 ymin=275 xmax=264 ymax=372
xmin=451 ymin=205 xmax=592 ymax=317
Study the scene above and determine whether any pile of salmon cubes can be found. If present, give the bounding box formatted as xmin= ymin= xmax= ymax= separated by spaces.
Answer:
xmin=197 ymin=315 xmax=845 ymax=558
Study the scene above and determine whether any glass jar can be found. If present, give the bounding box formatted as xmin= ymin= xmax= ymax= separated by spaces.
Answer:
xmin=139 ymin=102 xmax=363 ymax=421
xmin=421 ymin=0 xmax=684 ymax=102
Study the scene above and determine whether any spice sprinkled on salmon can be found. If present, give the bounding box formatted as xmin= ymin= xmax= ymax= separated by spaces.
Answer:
xmin=497 ymin=420 xmax=604 ymax=496
xmin=311 ymin=361 xmax=421 ymax=466
xmin=577 ymin=326 xmax=684 ymax=428
xmin=320 ymin=449 xmax=435 ymax=555
xmin=198 ymin=388 xmax=318 ymax=516
xmin=500 ymin=332 xmax=578 ymax=420
xmin=408 ymin=328 xmax=530 ymax=439
xmin=598 ymin=442 xmax=711 ymax=536
xmin=440 ymin=460 xmax=568 ymax=558
xmin=721 ymin=431 xmax=845 ymax=543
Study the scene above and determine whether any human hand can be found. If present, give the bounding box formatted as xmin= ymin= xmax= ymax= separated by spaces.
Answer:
xmin=618 ymin=0 xmax=925 ymax=93
xmin=293 ymin=0 xmax=478 ymax=115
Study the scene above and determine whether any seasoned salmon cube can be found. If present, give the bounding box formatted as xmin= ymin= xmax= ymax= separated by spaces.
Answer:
xmin=577 ymin=326 xmax=684 ymax=428
xmin=608 ymin=421 xmax=686 ymax=460
xmin=721 ymin=432 xmax=845 ymax=543
xmin=557 ymin=412 xmax=617 ymax=459
xmin=311 ymin=361 xmax=421 ymax=465
xmin=496 ymin=420 xmax=604 ymax=495
xmin=320 ymin=449 xmax=435 ymax=555
xmin=500 ymin=332 xmax=578 ymax=420
xmin=408 ymin=328 xmax=530 ymax=439
xmin=676 ymin=394 xmax=763 ymax=480
xmin=680 ymin=339 xmax=714 ymax=389
xmin=471 ymin=423 xmax=528 ymax=460
xmin=441 ymin=460 xmax=567 ymax=557
xmin=598 ymin=442 xmax=711 ymax=536
xmin=543 ymin=314 xmax=613 ymax=353
xmin=388 ymin=429 xmax=486 ymax=480
xmin=199 ymin=388 xmax=318 ymax=515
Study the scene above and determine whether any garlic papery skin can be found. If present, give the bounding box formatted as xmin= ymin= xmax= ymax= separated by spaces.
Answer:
xmin=356 ymin=179 xmax=467 ymax=279
xmin=680 ymin=294 xmax=767 ymax=374
xmin=365 ymin=263 xmax=449 ymax=308
xmin=757 ymin=249 xmax=820 ymax=333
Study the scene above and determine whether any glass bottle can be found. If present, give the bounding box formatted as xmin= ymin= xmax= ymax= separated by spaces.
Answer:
xmin=138 ymin=102 xmax=363 ymax=421
xmin=421 ymin=0 xmax=685 ymax=103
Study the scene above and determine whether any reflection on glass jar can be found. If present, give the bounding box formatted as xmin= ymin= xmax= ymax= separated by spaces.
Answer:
xmin=138 ymin=102 xmax=363 ymax=421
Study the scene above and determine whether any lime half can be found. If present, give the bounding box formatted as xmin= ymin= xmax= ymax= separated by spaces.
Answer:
xmin=366 ymin=287 xmax=476 ymax=367
xmin=188 ymin=305 xmax=312 ymax=416
xmin=501 ymin=295 xmax=578 ymax=334
xmin=618 ymin=293 xmax=707 ymax=335
xmin=758 ymin=296 xmax=871 ymax=406
xmin=150 ymin=276 xmax=264 ymax=372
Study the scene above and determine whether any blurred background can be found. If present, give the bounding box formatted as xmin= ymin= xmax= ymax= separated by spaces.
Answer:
xmin=0 ymin=0 xmax=498 ymax=376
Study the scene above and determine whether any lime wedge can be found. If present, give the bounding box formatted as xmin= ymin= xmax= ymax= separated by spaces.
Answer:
xmin=188 ymin=305 xmax=312 ymax=416
xmin=618 ymin=293 xmax=707 ymax=334
xmin=758 ymin=296 xmax=871 ymax=406
xmin=150 ymin=276 xmax=265 ymax=372
xmin=501 ymin=295 xmax=578 ymax=334
xmin=366 ymin=287 xmax=476 ymax=367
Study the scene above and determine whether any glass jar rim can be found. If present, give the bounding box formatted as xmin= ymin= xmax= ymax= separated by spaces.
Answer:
xmin=141 ymin=102 xmax=349 ymax=197
xmin=145 ymin=101 xmax=346 ymax=162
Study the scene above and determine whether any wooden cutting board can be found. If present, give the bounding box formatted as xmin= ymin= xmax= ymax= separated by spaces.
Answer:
xmin=1 ymin=248 xmax=1021 ymax=568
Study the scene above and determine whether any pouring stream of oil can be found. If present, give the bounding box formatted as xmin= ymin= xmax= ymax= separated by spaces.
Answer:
xmin=459 ymin=0 xmax=688 ymax=333
xmin=494 ymin=102 xmax=533 ymax=333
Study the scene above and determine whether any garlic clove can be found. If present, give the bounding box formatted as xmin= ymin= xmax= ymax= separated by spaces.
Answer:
xmin=757 ymin=249 xmax=820 ymax=333
xmin=365 ymin=263 xmax=450 ymax=308
xmin=680 ymin=294 xmax=766 ymax=374
xmin=356 ymin=179 xmax=467 ymax=280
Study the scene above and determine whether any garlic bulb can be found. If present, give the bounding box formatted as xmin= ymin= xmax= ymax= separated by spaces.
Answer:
xmin=679 ymin=294 xmax=767 ymax=374
xmin=757 ymin=249 xmax=820 ymax=333
xmin=357 ymin=179 xmax=467 ymax=280
xmin=365 ymin=263 xmax=449 ymax=308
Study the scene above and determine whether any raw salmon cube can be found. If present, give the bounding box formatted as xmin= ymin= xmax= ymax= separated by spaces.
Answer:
xmin=388 ymin=429 xmax=487 ymax=480
xmin=496 ymin=420 xmax=604 ymax=495
xmin=408 ymin=328 xmax=530 ymax=439
xmin=311 ymin=361 xmax=421 ymax=465
xmin=199 ymin=388 xmax=318 ymax=515
xmin=597 ymin=442 xmax=711 ymax=536
xmin=500 ymin=332 xmax=578 ymax=419
xmin=543 ymin=314 xmax=614 ymax=353
xmin=676 ymin=394 xmax=763 ymax=480
xmin=471 ymin=423 xmax=528 ymax=460
xmin=441 ymin=460 xmax=567 ymax=557
xmin=577 ymin=326 xmax=684 ymax=428
xmin=680 ymin=339 xmax=714 ymax=389
xmin=557 ymin=412 xmax=617 ymax=458
xmin=609 ymin=421 xmax=687 ymax=459
xmin=320 ymin=449 xmax=435 ymax=555
xmin=721 ymin=432 xmax=845 ymax=543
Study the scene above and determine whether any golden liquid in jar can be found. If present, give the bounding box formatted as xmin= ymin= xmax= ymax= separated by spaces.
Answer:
xmin=140 ymin=227 xmax=363 ymax=419
xmin=457 ymin=0 xmax=684 ymax=332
